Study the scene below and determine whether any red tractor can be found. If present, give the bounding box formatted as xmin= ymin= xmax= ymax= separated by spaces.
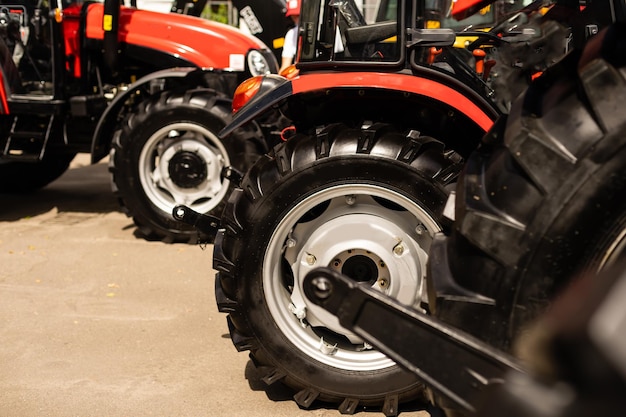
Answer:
xmin=0 ymin=0 xmax=278 ymax=242
xmin=166 ymin=0 xmax=580 ymax=414
xmin=171 ymin=0 xmax=294 ymax=64
xmin=192 ymin=0 xmax=616 ymax=415
xmin=302 ymin=1 xmax=626 ymax=416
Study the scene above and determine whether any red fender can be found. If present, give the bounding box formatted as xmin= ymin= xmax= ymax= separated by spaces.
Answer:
xmin=291 ymin=72 xmax=495 ymax=132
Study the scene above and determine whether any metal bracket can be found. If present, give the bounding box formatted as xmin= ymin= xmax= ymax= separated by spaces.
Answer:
xmin=302 ymin=267 xmax=524 ymax=414
xmin=172 ymin=205 xmax=221 ymax=237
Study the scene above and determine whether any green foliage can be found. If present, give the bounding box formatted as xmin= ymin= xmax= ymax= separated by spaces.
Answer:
xmin=202 ymin=3 xmax=229 ymax=24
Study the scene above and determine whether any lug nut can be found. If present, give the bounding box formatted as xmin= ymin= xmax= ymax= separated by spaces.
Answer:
xmin=319 ymin=338 xmax=338 ymax=355
xmin=312 ymin=277 xmax=332 ymax=300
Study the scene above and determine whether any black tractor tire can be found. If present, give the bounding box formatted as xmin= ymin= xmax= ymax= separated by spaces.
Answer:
xmin=0 ymin=152 xmax=75 ymax=193
xmin=214 ymin=123 xmax=464 ymax=415
xmin=433 ymin=30 xmax=626 ymax=351
xmin=110 ymin=88 xmax=266 ymax=243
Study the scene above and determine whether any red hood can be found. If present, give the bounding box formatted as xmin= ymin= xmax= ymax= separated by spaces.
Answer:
xmin=68 ymin=3 xmax=270 ymax=69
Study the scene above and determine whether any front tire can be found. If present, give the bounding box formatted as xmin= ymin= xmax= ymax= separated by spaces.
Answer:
xmin=214 ymin=123 xmax=464 ymax=414
xmin=110 ymin=89 xmax=265 ymax=243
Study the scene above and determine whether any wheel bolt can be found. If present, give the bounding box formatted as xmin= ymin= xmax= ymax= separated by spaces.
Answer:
xmin=311 ymin=277 xmax=332 ymax=300
xmin=289 ymin=303 xmax=307 ymax=320
xmin=306 ymin=253 xmax=317 ymax=265
xmin=319 ymin=338 xmax=338 ymax=355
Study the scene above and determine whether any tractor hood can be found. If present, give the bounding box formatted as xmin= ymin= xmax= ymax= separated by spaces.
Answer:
xmin=71 ymin=3 xmax=273 ymax=70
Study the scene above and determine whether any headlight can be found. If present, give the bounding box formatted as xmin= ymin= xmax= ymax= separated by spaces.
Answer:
xmin=247 ymin=50 xmax=271 ymax=76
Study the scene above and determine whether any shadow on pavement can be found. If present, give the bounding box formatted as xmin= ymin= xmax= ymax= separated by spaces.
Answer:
xmin=0 ymin=158 xmax=120 ymax=222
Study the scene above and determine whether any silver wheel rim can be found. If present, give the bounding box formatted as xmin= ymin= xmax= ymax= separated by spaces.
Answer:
xmin=598 ymin=227 xmax=626 ymax=271
xmin=138 ymin=122 xmax=229 ymax=214
xmin=263 ymin=183 xmax=440 ymax=371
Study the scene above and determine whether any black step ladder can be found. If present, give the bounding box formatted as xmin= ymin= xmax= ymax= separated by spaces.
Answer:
xmin=3 ymin=114 xmax=55 ymax=161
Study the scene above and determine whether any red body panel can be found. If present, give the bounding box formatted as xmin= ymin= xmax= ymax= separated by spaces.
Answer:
xmin=62 ymin=3 xmax=268 ymax=77
xmin=0 ymin=70 xmax=8 ymax=114
xmin=291 ymin=72 xmax=495 ymax=131
xmin=62 ymin=4 xmax=82 ymax=78
xmin=451 ymin=0 xmax=496 ymax=21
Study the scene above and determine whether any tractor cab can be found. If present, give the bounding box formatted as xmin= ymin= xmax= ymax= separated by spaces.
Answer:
xmin=292 ymin=0 xmax=553 ymax=108
xmin=297 ymin=0 xmax=451 ymax=67
xmin=297 ymin=0 xmax=535 ymax=66
xmin=0 ymin=0 xmax=58 ymax=98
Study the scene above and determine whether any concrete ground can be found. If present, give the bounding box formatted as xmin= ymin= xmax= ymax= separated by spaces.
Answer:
xmin=0 ymin=155 xmax=430 ymax=417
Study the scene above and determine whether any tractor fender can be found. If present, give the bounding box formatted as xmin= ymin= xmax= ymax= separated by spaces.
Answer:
xmin=220 ymin=70 xmax=499 ymax=139
xmin=219 ymin=74 xmax=293 ymax=139
xmin=90 ymin=67 xmax=212 ymax=163
xmin=291 ymin=72 xmax=498 ymax=131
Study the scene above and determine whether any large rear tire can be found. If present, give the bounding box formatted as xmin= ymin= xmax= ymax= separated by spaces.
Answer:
xmin=433 ymin=29 xmax=626 ymax=350
xmin=110 ymin=89 xmax=266 ymax=243
xmin=214 ymin=123 xmax=464 ymax=415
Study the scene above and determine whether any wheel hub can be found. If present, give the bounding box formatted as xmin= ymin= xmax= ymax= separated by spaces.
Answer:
xmin=333 ymin=250 xmax=388 ymax=288
xmin=139 ymin=123 xmax=230 ymax=213
xmin=341 ymin=254 xmax=378 ymax=283
xmin=265 ymin=186 xmax=439 ymax=370
xmin=167 ymin=150 xmax=208 ymax=189
xmin=287 ymin=211 xmax=426 ymax=342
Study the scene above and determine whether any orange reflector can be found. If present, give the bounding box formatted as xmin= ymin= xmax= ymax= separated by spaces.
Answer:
xmin=279 ymin=64 xmax=299 ymax=79
xmin=232 ymin=76 xmax=263 ymax=113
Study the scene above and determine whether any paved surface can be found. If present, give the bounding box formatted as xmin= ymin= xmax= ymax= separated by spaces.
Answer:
xmin=0 ymin=155 xmax=431 ymax=417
